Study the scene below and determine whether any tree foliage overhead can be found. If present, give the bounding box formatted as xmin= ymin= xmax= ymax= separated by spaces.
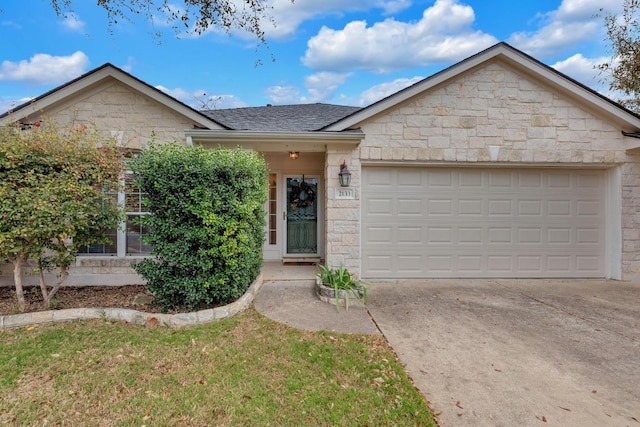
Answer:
xmin=49 ymin=0 xmax=289 ymax=43
xmin=598 ymin=0 xmax=640 ymax=112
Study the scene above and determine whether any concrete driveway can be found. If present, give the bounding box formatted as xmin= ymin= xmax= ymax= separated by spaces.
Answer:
xmin=366 ymin=279 xmax=640 ymax=427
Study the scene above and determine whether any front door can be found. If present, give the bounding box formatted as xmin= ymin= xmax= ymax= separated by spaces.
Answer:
xmin=285 ymin=176 xmax=319 ymax=257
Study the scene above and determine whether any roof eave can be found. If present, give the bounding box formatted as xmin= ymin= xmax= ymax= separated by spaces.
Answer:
xmin=186 ymin=129 xmax=364 ymax=152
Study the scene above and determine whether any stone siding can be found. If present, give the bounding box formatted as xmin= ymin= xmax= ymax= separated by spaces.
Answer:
xmin=0 ymin=258 xmax=144 ymax=288
xmin=26 ymin=79 xmax=195 ymax=148
xmin=348 ymin=61 xmax=640 ymax=280
xmin=324 ymin=148 xmax=361 ymax=272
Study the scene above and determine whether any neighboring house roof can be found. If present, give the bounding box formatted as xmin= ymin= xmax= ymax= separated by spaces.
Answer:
xmin=0 ymin=63 xmax=227 ymax=130
xmin=323 ymin=42 xmax=640 ymax=133
xmin=201 ymin=103 xmax=362 ymax=131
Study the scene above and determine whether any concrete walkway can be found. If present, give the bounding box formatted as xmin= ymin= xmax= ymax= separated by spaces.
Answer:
xmin=256 ymin=263 xmax=379 ymax=335
xmin=255 ymin=268 xmax=640 ymax=427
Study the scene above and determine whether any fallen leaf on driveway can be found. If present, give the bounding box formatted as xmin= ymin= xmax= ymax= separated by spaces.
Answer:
xmin=455 ymin=401 xmax=463 ymax=409
xmin=535 ymin=415 xmax=547 ymax=422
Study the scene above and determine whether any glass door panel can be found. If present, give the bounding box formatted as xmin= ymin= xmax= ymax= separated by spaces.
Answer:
xmin=286 ymin=176 xmax=318 ymax=255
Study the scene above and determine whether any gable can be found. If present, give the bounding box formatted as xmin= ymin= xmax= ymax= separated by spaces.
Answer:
xmin=326 ymin=43 xmax=640 ymax=137
xmin=357 ymin=60 xmax=631 ymax=161
xmin=15 ymin=78 xmax=208 ymax=148
xmin=0 ymin=64 xmax=225 ymax=148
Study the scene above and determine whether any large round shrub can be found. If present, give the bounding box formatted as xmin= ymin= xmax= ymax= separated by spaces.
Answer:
xmin=130 ymin=144 xmax=268 ymax=311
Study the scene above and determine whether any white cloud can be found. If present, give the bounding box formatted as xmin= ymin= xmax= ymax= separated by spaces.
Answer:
xmin=119 ymin=57 xmax=135 ymax=73
xmin=0 ymin=52 xmax=89 ymax=85
xmin=508 ymin=0 xmax=621 ymax=57
xmin=265 ymin=85 xmax=301 ymax=104
xmin=379 ymin=0 xmax=412 ymax=15
xmin=551 ymin=53 xmax=604 ymax=87
xmin=355 ymin=76 xmax=424 ymax=106
xmin=303 ymin=71 xmax=352 ymax=102
xmin=263 ymin=72 xmax=351 ymax=104
xmin=550 ymin=53 xmax=624 ymax=102
xmin=0 ymin=96 xmax=33 ymax=114
xmin=155 ymin=85 xmax=247 ymax=109
xmin=302 ymin=0 xmax=497 ymax=73
xmin=61 ymin=12 xmax=86 ymax=33
xmin=181 ymin=0 xmax=412 ymax=40
xmin=264 ymin=0 xmax=413 ymax=39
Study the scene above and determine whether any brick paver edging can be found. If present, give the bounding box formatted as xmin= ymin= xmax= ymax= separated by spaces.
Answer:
xmin=0 ymin=274 xmax=263 ymax=330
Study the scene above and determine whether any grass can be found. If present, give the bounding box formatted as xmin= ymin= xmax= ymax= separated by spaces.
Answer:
xmin=0 ymin=308 xmax=436 ymax=426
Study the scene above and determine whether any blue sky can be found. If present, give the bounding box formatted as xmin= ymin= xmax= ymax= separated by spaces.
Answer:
xmin=0 ymin=0 xmax=625 ymax=112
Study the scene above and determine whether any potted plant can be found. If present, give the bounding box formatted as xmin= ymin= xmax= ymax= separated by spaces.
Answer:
xmin=316 ymin=265 xmax=367 ymax=311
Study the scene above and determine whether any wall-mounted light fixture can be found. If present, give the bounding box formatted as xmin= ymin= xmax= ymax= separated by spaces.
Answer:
xmin=289 ymin=151 xmax=299 ymax=160
xmin=338 ymin=161 xmax=351 ymax=187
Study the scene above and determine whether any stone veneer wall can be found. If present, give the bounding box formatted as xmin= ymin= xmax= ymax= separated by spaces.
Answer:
xmin=353 ymin=61 xmax=640 ymax=281
xmin=324 ymin=147 xmax=361 ymax=274
xmin=27 ymin=79 xmax=195 ymax=149
xmin=0 ymin=258 xmax=145 ymax=288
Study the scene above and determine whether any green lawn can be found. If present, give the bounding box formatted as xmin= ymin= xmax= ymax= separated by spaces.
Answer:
xmin=0 ymin=308 xmax=436 ymax=426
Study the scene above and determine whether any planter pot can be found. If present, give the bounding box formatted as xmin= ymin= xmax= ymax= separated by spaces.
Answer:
xmin=315 ymin=277 xmax=365 ymax=308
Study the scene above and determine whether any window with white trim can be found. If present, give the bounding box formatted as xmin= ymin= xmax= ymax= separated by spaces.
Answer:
xmin=78 ymin=150 xmax=152 ymax=256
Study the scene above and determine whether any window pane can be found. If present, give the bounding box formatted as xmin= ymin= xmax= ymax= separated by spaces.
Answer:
xmin=126 ymin=215 xmax=153 ymax=255
xmin=77 ymin=229 xmax=117 ymax=255
xmin=126 ymin=193 xmax=143 ymax=212
xmin=268 ymin=173 xmax=277 ymax=245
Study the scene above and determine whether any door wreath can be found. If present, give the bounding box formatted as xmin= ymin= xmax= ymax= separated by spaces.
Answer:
xmin=290 ymin=180 xmax=315 ymax=209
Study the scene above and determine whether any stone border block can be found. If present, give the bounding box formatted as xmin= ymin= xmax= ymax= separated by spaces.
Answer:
xmin=0 ymin=273 xmax=264 ymax=330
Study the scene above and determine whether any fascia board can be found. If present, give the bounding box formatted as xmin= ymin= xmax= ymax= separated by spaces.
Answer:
xmin=186 ymin=129 xmax=363 ymax=151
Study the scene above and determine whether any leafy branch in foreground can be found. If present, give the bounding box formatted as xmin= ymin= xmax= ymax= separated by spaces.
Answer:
xmin=0 ymin=120 xmax=122 ymax=310
xmin=597 ymin=0 xmax=640 ymax=112
xmin=48 ymin=0 xmax=294 ymax=44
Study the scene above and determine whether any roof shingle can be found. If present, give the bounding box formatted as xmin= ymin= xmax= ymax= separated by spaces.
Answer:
xmin=201 ymin=103 xmax=361 ymax=131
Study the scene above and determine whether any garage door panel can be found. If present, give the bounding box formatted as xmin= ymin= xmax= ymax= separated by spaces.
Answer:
xmin=362 ymin=167 xmax=606 ymax=278
xmin=363 ymin=251 xmax=605 ymax=278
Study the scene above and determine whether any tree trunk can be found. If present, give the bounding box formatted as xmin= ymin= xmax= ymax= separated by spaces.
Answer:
xmin=43 ymin=264 xmax=68 ymax=307
xmin=12 ymin=257 xmax=26 ymax=311
xmin=37 ymin=259 xmax=50 ymax=301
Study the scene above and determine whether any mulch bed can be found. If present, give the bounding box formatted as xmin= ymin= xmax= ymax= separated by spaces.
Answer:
xmin=0 ymin=285 xmax=162 ymax=316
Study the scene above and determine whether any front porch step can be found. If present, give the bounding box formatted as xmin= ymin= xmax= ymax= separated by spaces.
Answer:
xmin=282 ymin=256 xmax=321 ymax=265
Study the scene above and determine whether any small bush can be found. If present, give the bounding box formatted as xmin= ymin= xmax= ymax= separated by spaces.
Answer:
xmin=130 ymin=144 xmax=268 ymax=311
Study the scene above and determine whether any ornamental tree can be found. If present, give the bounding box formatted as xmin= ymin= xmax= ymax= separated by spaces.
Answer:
xmin=130 ymin=144 xmax=268 ymax=311
xmin=0 ymin=121 xmax=122 ymax=310
xmin=598 ymin=0 xmax=640 ymax=112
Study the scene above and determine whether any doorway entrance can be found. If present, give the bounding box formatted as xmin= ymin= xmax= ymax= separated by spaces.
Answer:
xmin=285 ymin=176 xmax=320 ymax=259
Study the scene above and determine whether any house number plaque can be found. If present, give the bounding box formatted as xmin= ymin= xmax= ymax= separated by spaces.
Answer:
xmin=335 ymin=187 xmax=355 ymax=199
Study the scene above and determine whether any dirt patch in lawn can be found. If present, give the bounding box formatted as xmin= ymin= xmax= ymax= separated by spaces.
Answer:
xmin=0 ymin=285 xmax=163 ymax=315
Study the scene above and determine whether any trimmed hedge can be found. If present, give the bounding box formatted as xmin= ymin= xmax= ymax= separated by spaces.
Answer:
xmin=130 ymin=144 xmax=268 ymax=311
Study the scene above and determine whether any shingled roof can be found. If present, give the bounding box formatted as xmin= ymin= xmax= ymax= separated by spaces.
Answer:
xmin=201 ymin=103 xmax=362 ymax=131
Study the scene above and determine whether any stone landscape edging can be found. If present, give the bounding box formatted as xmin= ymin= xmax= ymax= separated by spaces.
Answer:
xmin=0 ymin=273 xmax=263 ymax=330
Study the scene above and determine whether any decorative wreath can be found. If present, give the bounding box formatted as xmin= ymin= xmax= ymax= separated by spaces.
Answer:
xmin=290 ymin=180 xmax=315 ymax=210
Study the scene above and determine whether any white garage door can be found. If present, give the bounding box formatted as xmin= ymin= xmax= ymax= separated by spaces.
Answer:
xmin=362 ymin=167 xmax=606 ymax=278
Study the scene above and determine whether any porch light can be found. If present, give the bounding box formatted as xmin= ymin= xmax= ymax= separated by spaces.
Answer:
xmin=289 ymin=151 xmax=299 ymax=159
xmin=338 ymin=161 xmax=351 ymax=187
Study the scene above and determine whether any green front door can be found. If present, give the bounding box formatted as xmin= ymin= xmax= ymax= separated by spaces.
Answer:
xmin=285 ymin=176 xmax=318 ymax=255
